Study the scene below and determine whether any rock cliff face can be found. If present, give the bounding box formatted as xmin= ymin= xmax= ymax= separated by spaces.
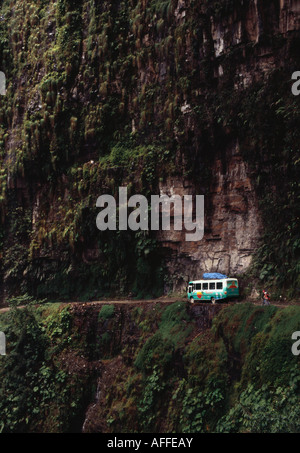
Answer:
xmin=149 ymin=0 xmax=299 ymax=287
xmin=0 ymin=0 xmax=299 ymax=300
xmin=158 ymin=141 xmax=261 ymax=287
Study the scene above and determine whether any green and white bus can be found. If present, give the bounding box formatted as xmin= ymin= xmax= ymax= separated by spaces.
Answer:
xmin=187 ymin=278 xmax=239 ymax=304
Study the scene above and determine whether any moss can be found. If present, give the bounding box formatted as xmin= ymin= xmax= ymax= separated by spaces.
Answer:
xmin=241 ymin=306 xmax=300 ymax=387
xmin=134 ymin=302 xmax=192 ymax=374
xmin=213 ymin=303 xmax=278 ymax=357
xmin=98 ymin=304 xmax=115 ymax=321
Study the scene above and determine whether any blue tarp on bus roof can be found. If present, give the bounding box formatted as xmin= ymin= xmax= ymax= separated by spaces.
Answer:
xmin=203 ymin=273 xmax=228 ymax=280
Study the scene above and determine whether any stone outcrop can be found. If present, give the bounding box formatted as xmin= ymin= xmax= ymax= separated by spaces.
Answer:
xmin=157 ymin=140 xmax=261 ymax=289
xmin=153 ymin=0 xmax=299 ymax=289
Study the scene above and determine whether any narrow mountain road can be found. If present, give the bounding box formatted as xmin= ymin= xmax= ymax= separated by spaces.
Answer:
xmin=0 ymin=296 xmax=299 ymax=314
xmin=0 ymin=296 xmax=180 ymax=314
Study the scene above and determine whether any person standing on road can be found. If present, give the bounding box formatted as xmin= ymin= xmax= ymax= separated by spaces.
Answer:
xmin=262 ymin=289 xmax=270 ymax=306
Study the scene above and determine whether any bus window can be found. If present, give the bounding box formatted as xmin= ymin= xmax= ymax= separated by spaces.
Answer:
xmin=195 ymin=283 xmax=201 ymax=290
xmin=209 ymin=282 xmax=215 ymax=290
xmin=203 ymin=283 xmax=208 ymax=290
xmin=216 ymin=282 xmax=223 ymax=290
xmin=188 ymin=286 xmax=192 ymax=293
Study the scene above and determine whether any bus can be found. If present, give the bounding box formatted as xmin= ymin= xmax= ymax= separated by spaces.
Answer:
xmin=187 ymin=278 xmax=239 ymax=304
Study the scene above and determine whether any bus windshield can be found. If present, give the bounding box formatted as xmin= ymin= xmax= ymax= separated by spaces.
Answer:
xmin=227 ymin=280 xmax=238 ymax=287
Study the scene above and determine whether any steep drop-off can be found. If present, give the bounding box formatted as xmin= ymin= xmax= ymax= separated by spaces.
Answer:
xmin=0 ymin=0 xmax=299 ymax=302
xmin=0 ymin=300 xmax=299 ymax=433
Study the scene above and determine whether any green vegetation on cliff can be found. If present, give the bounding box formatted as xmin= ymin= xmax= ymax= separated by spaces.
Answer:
xmin=0 ymin=0 xmax=299 ymax=300
xmin=0 ymin=301 xmax=299 ymax=433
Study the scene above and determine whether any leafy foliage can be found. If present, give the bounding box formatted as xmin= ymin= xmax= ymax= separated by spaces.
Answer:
xmin=0 ymin=302 xmax=299 ymax=432
xmin=217 ymin=370 xmax=300 ymax=433
xmin=0 ymin=303 xmax=93 ymax=432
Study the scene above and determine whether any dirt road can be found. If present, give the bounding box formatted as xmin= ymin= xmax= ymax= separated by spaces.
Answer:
xmin=0 ymin=296 xmax=180 ymax=314
xmin=0 ymin=296 xmax=299 ymax=315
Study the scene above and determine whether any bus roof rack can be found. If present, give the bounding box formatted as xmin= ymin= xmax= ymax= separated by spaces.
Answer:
xmin=202 ymin=273 xmax=228 ymax=279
